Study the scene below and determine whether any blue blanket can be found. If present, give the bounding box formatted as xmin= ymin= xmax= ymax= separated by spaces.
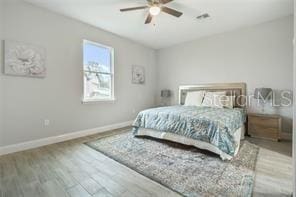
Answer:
xmin=132 ymin=106 xmax=246 ymax=156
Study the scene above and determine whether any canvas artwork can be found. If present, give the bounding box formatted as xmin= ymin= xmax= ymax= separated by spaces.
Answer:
xmin=132 ymin=65 xmax=145 ymax=84
xmin=4 ymin=40 xmax=46 ymax=78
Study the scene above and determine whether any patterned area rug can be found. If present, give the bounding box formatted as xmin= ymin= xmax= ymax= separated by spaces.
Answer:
xmin=86 ymin=131 xmax=259 ymax=197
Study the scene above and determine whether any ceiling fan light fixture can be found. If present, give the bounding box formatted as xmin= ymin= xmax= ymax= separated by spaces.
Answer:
xmin=149 ymin=6 xmax=161 ymax=16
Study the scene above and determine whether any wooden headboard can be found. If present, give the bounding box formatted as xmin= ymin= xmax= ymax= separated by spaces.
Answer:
xmin=179 ymin=83 xmax=247 ymax=108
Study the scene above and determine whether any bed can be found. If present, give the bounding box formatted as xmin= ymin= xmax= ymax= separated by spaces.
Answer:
xmin=132 ymin=83 xmax=247 ymax=160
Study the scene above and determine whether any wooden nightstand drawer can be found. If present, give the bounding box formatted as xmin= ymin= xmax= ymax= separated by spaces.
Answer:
xmin=248 ymin=113 xmax=281 ymax=141
xmin=248 ymin=116 xmax=279 ymax=128
xmin=248 ymin=124 xmax=279 ymax=140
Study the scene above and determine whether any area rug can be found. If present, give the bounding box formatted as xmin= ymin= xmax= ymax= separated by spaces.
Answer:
xmin=86 ymin=131 xmax=259 ymax=197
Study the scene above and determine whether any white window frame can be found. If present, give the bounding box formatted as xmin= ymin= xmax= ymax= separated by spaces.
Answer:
xmin=82 ymin=40 xmax=115 ymax=103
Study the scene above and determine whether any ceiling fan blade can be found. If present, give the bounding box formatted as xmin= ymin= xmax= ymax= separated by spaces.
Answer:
xmin=120 ymin=6 xmax=148 ymax=12
xmin=161 ymin=6 xmax=183 ymax=17
xmin=145 ymin=14 xmax=153 ymax=24
xmin=146 ymin=0 xmax=156 ymax=6
xmin=159 ymin=0 xmax=174 ymax=4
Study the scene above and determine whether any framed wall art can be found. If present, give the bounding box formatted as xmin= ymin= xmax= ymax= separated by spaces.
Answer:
xmin=4 ymin=40 xmax=46 ymax=78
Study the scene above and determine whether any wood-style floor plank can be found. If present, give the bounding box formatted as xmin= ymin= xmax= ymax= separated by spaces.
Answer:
xmin=40 ymin=180 xmax=69 ymax=197
xmin=92 ymin=188 xmax=113 ymax=197
xmin=67 ymin=185 xmax=91 ymax=197
xmin=0 ymin=128 xmax=292 ymax=197
xmin=78 ymin=178 xmax=103 ymax=195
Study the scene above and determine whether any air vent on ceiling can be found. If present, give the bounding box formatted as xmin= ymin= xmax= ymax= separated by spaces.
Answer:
xmin=196 ymin=13 xmax=210 ymax=20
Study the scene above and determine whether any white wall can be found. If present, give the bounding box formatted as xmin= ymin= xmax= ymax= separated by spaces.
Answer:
xmin=157 ymin=16 xmax=293 ymax=133
xmin=0 ymin=0 xmax=156 ymax=147
xmin=0 ymin=0 xmax=4 ymax=146
xmin=293 ymin=0 xmax=295 ymax=194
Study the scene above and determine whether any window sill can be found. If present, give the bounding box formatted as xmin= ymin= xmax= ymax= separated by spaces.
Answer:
xmin=82 ymin=98 xmax=116 ymax=104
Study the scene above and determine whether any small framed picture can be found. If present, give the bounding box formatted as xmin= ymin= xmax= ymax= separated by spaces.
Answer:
xmin=4 ymin=40 xmax=46 ymax=78
xmin=132 ymin=65 xmax=145 ymax=84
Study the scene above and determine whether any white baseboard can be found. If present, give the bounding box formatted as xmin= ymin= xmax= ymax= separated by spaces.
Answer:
xmin=0 ymin=120 xmax=133 ymax=156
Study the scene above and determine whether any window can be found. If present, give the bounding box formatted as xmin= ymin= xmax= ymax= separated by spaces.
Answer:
xmin=83 ymin=40 xmax=114 ymax=102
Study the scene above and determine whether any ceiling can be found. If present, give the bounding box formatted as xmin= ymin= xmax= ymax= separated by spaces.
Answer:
xmin=25 ymin=0 xmax=293 ymax=49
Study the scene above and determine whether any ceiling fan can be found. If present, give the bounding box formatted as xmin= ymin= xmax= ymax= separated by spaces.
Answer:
xmin=120 ymin=0 xmax=183 ymax=24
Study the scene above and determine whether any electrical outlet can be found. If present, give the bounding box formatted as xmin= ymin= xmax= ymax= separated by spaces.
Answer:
xmin=44 ymin=119 xmax=50 ymax=126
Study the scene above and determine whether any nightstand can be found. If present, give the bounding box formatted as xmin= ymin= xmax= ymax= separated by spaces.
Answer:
xmin=248 ymin=113 xmax=282 ymax=141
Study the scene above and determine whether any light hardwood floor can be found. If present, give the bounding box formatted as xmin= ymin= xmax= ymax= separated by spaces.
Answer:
xmin=0 ymin=128 xmax=293 ymax=197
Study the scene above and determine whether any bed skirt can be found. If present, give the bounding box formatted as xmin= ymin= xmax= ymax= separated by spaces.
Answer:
xmin=134 ymin=126 xmax=245 ymax=160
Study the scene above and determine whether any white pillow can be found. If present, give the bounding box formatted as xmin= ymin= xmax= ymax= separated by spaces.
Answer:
xmin=222 ymin=96 xmax=236 ymax=109
xmin=184 ymin=91 xmax=205 ymax=106
xmin=202 ymin=91 xmax=226 ymax=108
